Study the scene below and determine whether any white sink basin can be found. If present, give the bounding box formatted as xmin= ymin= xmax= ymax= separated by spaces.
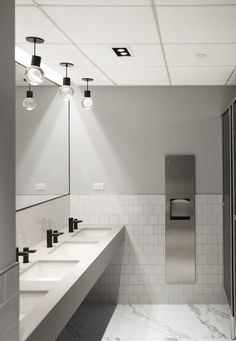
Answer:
xmin=48 ymin=241 xmax=97 ymax=258
xmin=72 ymin=228 xmax=111 ymax=239
xmin=20 ymin=260 xmax=78 ymax=281
xmin=20 ymin=291 xmax=48 ymax=320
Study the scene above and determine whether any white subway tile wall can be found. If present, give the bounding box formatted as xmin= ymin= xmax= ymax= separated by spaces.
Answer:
xmin=70 ymin=194 xmax=225 ymax=304
xmin=0 ymin=265 xmax=19 ymax=341
xmin=15 ymin=194 xmax=225 ymax=304
xmin=16 ymin=195 xmax=70 ymax=248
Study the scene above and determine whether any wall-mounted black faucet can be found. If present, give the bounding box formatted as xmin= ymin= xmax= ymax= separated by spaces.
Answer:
xmin=68 ymin=217 xmax=83 ymax=233
xmin=73 ymin=218 xmax=83 ymax=230
xmin=16 ymin=247 xmax=37 ymax=263
xmin=46 ymin=229 xmax=64 ymax=247
xmin=52 ymin=230 xmax=64 ymax=243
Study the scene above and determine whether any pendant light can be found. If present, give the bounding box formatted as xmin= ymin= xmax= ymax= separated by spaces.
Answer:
xmin=59 ymin=62 xmax=74 ymax=101
xmin=23 ymin=81 xmax=37 ymax=111
xmin=81 ymin=78 xmax=94 ymax=110
xmin=25 ymin=36 xmax=45 ymax=85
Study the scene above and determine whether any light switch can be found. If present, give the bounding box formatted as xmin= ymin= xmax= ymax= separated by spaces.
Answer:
xmin=93 ymin=183 xmax=104 ymax=191
xmin=35 ymin=183 xmax=46 ymax=191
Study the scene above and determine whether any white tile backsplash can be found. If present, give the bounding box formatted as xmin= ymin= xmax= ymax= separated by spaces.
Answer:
xmin=15 ymin=194 xmax=225 ymax=304
xmin=71 ymin=194 xmax=225 ymax=304
xmin=16 ymin=195 xmax=70 ymax=248
xmin=0 ymin=265 xmax=19 ymax=341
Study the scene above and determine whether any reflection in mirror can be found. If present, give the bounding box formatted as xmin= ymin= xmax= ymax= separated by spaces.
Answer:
xmin=16 ymin=63 xmax=69 ymax=211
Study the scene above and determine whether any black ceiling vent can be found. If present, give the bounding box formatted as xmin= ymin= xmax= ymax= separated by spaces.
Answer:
xmin=112 ymin=47 xmax=131 ymax=57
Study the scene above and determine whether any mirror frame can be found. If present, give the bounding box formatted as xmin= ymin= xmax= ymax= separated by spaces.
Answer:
xmin=15 ymin=61 xmax=70 ymax=212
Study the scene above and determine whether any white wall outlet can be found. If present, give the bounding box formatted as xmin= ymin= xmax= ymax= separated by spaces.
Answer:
xmin=35 ymin=183 xmax=47 ymax=191
xmin=93 ymin=183 xmax=104 ymax=191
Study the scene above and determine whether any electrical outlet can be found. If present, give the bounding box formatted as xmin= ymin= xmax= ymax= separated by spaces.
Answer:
xmin=35 ymin=183 xmax=46 ymax=191
xmin=93 ymin=183 xmax=104 ymax=191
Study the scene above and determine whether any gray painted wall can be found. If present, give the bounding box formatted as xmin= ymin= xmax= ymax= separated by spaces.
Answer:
xmin=0 ymin=0 xmax=15 ymax=270
xmin=16 ymin=85 xmax=69 ymax=196
xmin=70 ymin=86 xmax=236 ymax=194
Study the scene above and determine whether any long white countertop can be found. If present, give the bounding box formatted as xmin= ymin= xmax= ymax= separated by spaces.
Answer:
xmin=19 ymin=224 xmax=125 ymax=341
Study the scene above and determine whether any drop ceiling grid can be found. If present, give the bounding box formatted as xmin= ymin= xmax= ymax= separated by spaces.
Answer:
xmin=31 ymin=1 xmax=168 ymax=85
xmin=155 ymin=3 xmax=236 ymax=85
xmin=15 ymin=0 xmax=236 ymax=86
xmin=16 ymin=1 xmax=118 ymax=85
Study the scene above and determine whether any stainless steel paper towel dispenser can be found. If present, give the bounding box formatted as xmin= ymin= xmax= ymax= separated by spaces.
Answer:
xmin=165 ymin=155 xmax=195 ymax=284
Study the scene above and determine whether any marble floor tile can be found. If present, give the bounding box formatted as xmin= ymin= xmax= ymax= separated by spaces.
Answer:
xmin=102 ymin=305 xmax=231 ymax=341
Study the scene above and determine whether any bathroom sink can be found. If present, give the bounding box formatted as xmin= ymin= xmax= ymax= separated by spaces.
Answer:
xmin=20 ymin=290 xmax=48 ymax=320
xmin=48 ymin=241 xmax=97 ymax=258
xmin=72 ymin=228 xmax=111 ymax=239
xmin=20 ymin=260 xmax=78 ymax=281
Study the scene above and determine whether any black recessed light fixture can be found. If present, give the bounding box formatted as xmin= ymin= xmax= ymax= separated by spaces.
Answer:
xmin=112 ymin=47 xmax=131 ymax=57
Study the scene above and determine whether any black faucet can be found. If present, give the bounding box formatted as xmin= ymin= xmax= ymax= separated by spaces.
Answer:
xmin=16 ymin=247 xmax=37 ymax=263
xmin=47 ymin=229 xmax=64 ymax=247
xmin=52 ymin=230 xmax=64 ymax=243
xmin=68 ymin=217 xmax=83 ymax=233
xmin=73 ymin=218 xmax=83 ymax=230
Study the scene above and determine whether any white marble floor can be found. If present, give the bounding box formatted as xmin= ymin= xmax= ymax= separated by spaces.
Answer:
xmin=102 ymin=305 xmax=232 ymax=341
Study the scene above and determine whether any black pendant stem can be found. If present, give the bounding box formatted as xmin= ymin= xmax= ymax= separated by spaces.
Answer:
xmin=59 ymin=62 xmax=74 ymax=85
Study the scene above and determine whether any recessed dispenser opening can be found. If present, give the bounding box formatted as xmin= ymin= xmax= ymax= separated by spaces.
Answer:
xmin=170 ymin=198 xmax=190 ymax=220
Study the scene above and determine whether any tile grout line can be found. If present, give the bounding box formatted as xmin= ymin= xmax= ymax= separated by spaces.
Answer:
xmin=150 ymin=0 xmax=172 ymax=86
xmin=30 ymin=0 xmax=118 ymax=86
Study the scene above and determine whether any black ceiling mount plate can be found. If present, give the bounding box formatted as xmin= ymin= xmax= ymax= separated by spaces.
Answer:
xmin=82 ymin=78 xmax=94 ymax=82
xmin=60 ymin=62 xmax=74 ymax=67
xmin=26 ymin=36 xmax=45 ymax=44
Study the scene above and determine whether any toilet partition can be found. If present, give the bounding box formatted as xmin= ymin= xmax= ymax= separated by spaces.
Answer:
xmin=165 ymin=155 xmax=195 ymax=284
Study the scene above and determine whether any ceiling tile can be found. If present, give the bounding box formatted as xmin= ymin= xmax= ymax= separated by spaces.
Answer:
xmin=52 ymin=65 xmax=113 ymax=85
xmin=172 ymin=80 xmax=226 ymax=85
xmin=157 ymin=6 xmax=236 ymax=43
xmin=37 ymin=0 xmax=150 ymax=4
xmin=75 ymin=79 xmax=114 ymax=86
xmin=155 ymin=0 xmax=236 ymax=4
xmin=101 ymin=66 xmax=169 ymax=83
xmin=164 ymin=43 xmax=236 ymax=66
xmin=169 ymin=66 xmax=233 ymax=84
xmin=114 ymin=79 xmax=170 ymax=85
xmin=19 ymin=43 xmax=92 ymax=67
xmin=78 ymin=44 xmax=165 ymax=67
xmin=15 ymin=6 xmax=69 ymax=44
xmin=15 ymin=0 xmax=34 ymax=4
xmin=42 ymin=6 xmax=159 ymax=44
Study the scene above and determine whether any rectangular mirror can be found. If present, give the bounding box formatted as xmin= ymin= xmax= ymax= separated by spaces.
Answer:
xmin=15 ymin=62 xmax=69 ymax=211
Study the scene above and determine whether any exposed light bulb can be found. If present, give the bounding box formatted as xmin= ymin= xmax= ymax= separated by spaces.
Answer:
xmin=59 ymin=85 xmax=74 ymax=101
xmin=25 ymin=65 xmax=44 ymax=85
xmin=82 ymin=96 xmax=93 ymax=110
xmin=23 ymin=97 xmax=37 ymax=111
